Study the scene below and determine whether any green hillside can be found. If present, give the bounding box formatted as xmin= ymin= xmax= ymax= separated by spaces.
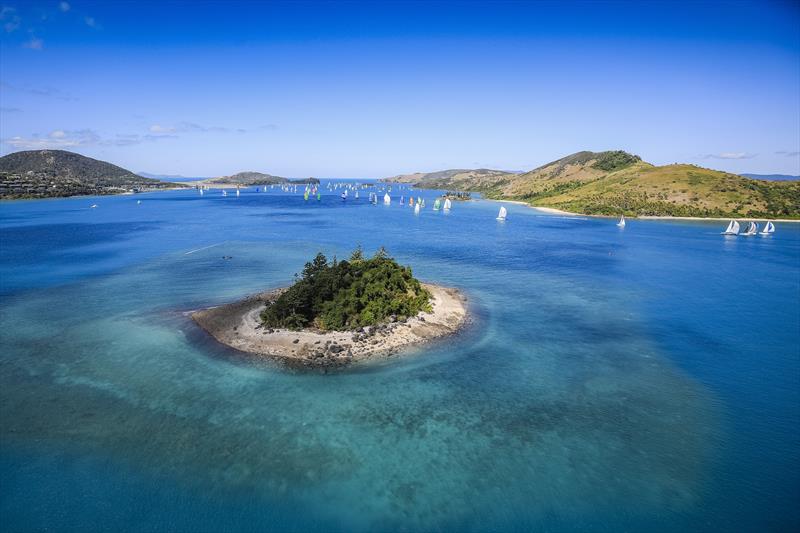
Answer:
xmin=395 ymin=150 xmax=800 ymax=218
xmin=0 ymin=150 xmax=183 ymax=199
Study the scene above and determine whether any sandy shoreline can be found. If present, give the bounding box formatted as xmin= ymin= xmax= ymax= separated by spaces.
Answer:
xmin=486 ymin=199 xmax=799 ymax=222
xmin=191 ymin=283 xmax=468 ymax=369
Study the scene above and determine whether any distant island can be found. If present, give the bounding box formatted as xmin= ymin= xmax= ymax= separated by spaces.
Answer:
xmin=741 ymin=173 xmax=800 ymax=182
xmin=0 ymin=150 xmax=187 ymax=199
xmin=382 ymin=150 xmax=800 ymax=219
xmin=192 ymin=247 xmax=468 ymax=368
xmin=196 ymin=171 xmax=320 ymax=187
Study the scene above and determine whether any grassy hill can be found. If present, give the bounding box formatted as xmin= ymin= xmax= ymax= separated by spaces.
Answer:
xmin=198 ymin=172 xmax=320 ymax=186
xmin=383 ymin=168 xmax=515 ymax=189
xmin=0 ymin=150 xmax=183 ymax=199
xmin=392 ymin=150 xmax=800 ymax=218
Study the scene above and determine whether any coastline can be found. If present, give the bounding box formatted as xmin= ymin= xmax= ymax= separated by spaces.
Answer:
xmin=191 ymin=283 xmax=468 ymax=369
xmin=485 ymin=199 xmax=800 ymax=223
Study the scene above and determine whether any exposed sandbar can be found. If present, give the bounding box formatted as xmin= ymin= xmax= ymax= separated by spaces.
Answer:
xmin=191 ymin=283 xmax=468 ymax=368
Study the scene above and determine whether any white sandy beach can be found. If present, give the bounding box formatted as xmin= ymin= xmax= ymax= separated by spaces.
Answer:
xmin=192 ymin=283 xmax=468 ymax=368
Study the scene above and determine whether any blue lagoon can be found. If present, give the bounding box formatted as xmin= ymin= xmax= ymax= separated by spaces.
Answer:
xmin=1 ymin=185 xmax=798 ymax=531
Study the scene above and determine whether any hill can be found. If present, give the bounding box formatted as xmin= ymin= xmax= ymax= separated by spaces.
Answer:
xmin=383 ymin=168 xmax=515 ymax=188
xmin=741 ymin=173 xmax=800 ymax=181
xmin=261 ymin=247 xmax=431 ymax=331
xmin=198 ymin=172 xmax=320 ymax=187
xmin=391 ymin=150 xmax=800 ymax=219
xmin=0 ymin=150 xmax=183 ymax=199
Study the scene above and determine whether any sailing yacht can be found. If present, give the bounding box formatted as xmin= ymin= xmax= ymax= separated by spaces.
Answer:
xmin=355 ymin=190 xmax=359 ymax=199
xmin=414 ymin=202 xmax=420 ymax=215
xmin=741 ymin=221 xmax=758 ymax=236
xmin=616 ymin=215 xmax=625 ymax=227
xmin=760 ymin=221 xmax=776 ymax=235
xmin=497 ymin=206 xmax=507 ymax=221
xmin=721 ymin=220 xmax=740 ymax=235
xmin=222 ymin=190 xmax=227 ymax=196
xmin=433 ymin=198 xmax=441 ymax=211
xmin=383 ymin=193 xmax=391 ymax=205
xmin=443 ymin=198 xmax=452 ymax=211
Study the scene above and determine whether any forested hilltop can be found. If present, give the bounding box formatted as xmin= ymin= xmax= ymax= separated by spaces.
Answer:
xmin=261 ymin=248 xmax=431 ymax=331
xmin=384 ymin=150 xmax=800 ymax=218
xmin=0 ymin=150 xmax=183 ymax=199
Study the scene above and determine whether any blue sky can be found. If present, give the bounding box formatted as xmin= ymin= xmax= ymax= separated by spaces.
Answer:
xmin=1 ymin=1 xmax=798 ymax=178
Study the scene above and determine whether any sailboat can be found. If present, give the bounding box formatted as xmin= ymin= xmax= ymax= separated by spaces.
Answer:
xmin=317 ymin=191 xmax=321 ymax=201
xmin=355 ymin=190 xmax=359 ymax=199
xmin=616 ymin=215 xmax=625 ymax=228
xmin=400 ymin=196 xmax=405 ymax=205
xmin=721 ymin=220 xmax=740 ymax=235
xmin=236 ymin=188 xmax=240 ymax=197
xmin=414 ymin=202 xmax=420 ymax=215
xmin=383 ymin=193 xmax=391 ymax=205
xmin=741 ymin=221 xmax=758 ymax=236
xmin=433 ymin=198 xmax=441 ymax=211
xmin=408 ymin=197 xmax=414 ymax=207
xmin=496 ymin=206 xmax=507 ymax=221
xmin=222 ymin=190 xmax=228 ymax=196
xmin=304 ymin=189 xmax=310 ymax=201
xmin=760 ymin=221 xmax=776 ymax=235
xmin=443 ymin=198 xmax=452 ymax=211
xmin=199 ymin=188 xmax=204 ymax=196
xmin=341 ymin=191 xmax=347 ymax=201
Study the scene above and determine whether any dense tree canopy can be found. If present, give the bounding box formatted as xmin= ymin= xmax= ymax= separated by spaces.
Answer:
xmin=261 ymin=247 xmax=431 ymax=331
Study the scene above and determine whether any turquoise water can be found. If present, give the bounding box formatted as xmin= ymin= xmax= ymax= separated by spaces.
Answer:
xmin=1 ymin=185 xmax=798 ymax=532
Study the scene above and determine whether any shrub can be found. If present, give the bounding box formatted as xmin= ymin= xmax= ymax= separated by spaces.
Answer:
xmin=261 ymin=247 xmax=432 ymax=331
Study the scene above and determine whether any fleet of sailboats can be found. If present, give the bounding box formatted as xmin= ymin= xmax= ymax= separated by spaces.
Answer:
xmin=722 ymin=219 xmax=776 ymax=236
xmin=189 ymin=183 xmax=782 ymax=239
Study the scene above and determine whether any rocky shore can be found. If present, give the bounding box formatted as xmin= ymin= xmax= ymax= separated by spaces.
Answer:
xmin=191 ymin=283 xmax=468 ymax=369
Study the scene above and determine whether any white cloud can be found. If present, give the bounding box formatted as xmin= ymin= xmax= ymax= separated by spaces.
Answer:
xmin=149 ymin=124 xmax=175 ymax=133
xmin=2 ymin=129 xmax=178 ymax=150
xmin=22 ymin=37 xmax=43 ymax=50
xmin=59 ymin=1 xmax=70 ymax=12
xmin=0 ymin=6 xmax=20 ymax=33
xmin=84 ymin=16 xmax=98 ymax=28
xmin=702 ymin=152 xmax=756 ymax=160
xmin=149 ymin=121 xmax=232 ymax=133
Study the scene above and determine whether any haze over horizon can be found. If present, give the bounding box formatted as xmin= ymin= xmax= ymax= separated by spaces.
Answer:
xmin=1 ymin=0 xmax=798 ymax=178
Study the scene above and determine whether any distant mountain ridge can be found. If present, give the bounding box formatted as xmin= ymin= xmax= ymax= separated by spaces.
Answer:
xmin=385 ymin=150 xmax=800 ymax=218
xmin=0 ymin=150 xmax=184 ymax=199
xmin=741 ymin=173 xmax=800 ymax=181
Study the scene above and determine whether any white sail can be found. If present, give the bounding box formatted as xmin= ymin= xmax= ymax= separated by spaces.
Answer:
xmin=383 ymin=193 xmax=391 ymax=205
xmin=760 ymin=221 xmax=775 ymax=234
xmin=414 ymin=202 xmax=420 ymax=214
xmin=722 ymin=220 xmax=739 ymax=235
xmin=617 ymin=215 xmax=625 ymax=227
xmin=497 ymin=206 xmax=507 ymax=220
xmin=444 ymin=198 xmax=452 ymax=210
xmin=741 ymin=221 xmax=757 ymax=236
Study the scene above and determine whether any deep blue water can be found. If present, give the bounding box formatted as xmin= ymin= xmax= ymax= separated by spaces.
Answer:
xmin=1 ymin=185 xmax=798 ymax=532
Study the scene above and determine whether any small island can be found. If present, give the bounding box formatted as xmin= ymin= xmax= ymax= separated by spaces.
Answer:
xmin=192 ymin=248 xmax=468 ymax=368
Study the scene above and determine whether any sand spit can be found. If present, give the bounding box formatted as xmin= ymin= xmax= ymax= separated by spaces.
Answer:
xmin=191 ymin=283 xmax=468 ymax=369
